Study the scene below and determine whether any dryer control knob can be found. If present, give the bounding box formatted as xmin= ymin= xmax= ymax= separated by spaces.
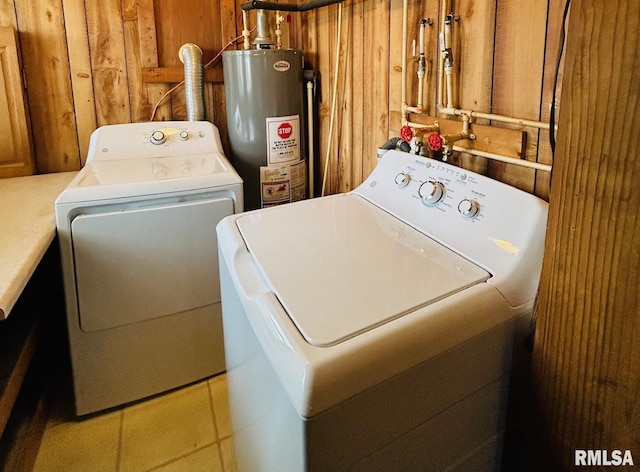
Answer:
xmin=179 ymin=130 xmax=189 ymax=141
xmin=458 ymin=198 xmax=480 ymax=219
xmin=150 ymin=130 xmax=167 ymax=145
xmin=395 ymin=172 xmax=411 ymax=188
xmin=418 ymin=181 xmax=445 ymax=206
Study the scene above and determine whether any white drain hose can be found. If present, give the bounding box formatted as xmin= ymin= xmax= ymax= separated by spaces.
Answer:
xmin=179 ymin=43 xmax=205 ymax=121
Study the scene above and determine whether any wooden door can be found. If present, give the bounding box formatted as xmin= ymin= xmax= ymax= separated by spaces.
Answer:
xmin=0 ymin=27 xmax=35 ymax=178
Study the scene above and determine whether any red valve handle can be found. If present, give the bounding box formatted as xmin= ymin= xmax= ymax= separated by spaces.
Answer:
xmin=427 ymin=132 xmax=443 ymax=151
xmin=400 ymin=125 xmax=413 ymax=142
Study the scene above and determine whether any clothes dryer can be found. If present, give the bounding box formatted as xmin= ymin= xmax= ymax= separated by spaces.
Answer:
xmin=217 ymin=150 xmax=547 ymax=471
xmin=56 ymin=121 xmax=242 ymax=415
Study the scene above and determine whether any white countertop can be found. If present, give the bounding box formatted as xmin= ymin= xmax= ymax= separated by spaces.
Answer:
xmin=0 ymin=172 xmax=78 ymax=319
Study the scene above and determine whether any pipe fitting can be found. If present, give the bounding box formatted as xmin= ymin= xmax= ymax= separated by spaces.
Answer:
xmin=440 ymin=127 xmax=474 ymax=148
xmin=401 ymin=101 xmax=410 ymax=126
xmin=242 ymin=11 xmax=251 ymax=50
xmin=429 ymin=116 xmax=474 ymax=158
xmin=253 ymin=10 xmax=273 ymax=47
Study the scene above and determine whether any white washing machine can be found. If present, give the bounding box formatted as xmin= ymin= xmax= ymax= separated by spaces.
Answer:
xmin=216 ymin=150 xmax=548 ymax=471
xmin=56 ymin=121 xmax=243 ymax=415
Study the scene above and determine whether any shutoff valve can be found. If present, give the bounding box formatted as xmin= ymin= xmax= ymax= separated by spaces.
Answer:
xmin=427 ymin=132 xmax=443 ymax=152
xmin=400 ymin=125 xmax=414 ymax=143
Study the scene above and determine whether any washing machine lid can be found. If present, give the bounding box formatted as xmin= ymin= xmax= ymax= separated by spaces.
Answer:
xmin=236 ymin=194 xmax=490 ymax=347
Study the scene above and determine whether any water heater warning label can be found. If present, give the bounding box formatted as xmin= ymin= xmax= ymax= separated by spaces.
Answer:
xmin=266 ymin=115 xmax=300 ymax=165
xmin=260 ymin=161 xmax=307 ymax=207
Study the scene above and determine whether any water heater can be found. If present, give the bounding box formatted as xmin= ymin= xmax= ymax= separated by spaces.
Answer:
xmin=223 ymin=49 xmax=307 ymax=210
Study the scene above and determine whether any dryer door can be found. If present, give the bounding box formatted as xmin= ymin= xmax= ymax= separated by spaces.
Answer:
xmin=71 ymin=196 xmax=233 ymax=332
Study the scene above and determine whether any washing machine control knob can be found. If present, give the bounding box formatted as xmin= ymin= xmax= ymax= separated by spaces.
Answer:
xmin=458 ymin=198 xmax=480 ymax=219
xmin=179 ymin=130 xmax=189 ymax=141
xmin=150 ymin=130 xmax=167 ymax=145
xmin=395 ymin=172 xmax=411 ymax=188
xmin=418 ymin=181 xmax=445 ymax=206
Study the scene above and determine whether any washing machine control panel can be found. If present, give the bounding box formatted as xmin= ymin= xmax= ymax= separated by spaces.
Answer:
xmin=389 ymin=157 xmax=489 ymax=222
xmin=356 ymin=150 xmax=549 ymax=305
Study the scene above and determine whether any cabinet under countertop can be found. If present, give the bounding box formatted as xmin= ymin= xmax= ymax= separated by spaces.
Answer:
xmin=0 ymin=171 xmax=77 ymax=464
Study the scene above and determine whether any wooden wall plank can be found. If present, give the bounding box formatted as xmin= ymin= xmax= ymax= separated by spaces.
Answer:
xmin=315 ymin=5 xmax=333 ymax=195
xmin=0 ymin=0 xmax=18 ymax=28
xmin=300 ymin=9 xmax=320 ymax=194
xmin=362 ymin=0 xmax=390 ymax=178
xmin=136 ymin=0 xmax=171 ymax=122
xmin=61 ymin=0 xmax=95 ymax=163
xmin=532 ymin=2 xmax=640 ymax=467
xmin=535 ymin=0 xmax=567 ymax=200
xmin=301 ymin=9 xmax=318 ymax=66
xmin=490 ymin=0 xmax=548 ymax=192
xmin=14 ymin=0 xmax=80 ymax=173
xmin=153 ymin=0 xmax=221 ymax=120
xmin=153 ymin=0 xmax=222 ymax=63
xmin=349 ymin=0 xmax=364 ymax=188
xmin=213 ymin=0 xmax=239 ymax=152
xmin=122 ymin=0 xmax=148 ymax=123
xmin=336 ymin=0 xmax=353 ymax=194
xmin=456 ymin=0 xmax=495 ymax=116
xmin=141 ymin=66 xmax=223 ymax=84
xmin=326 ymin=4 xmax=340 ymax=194
xmin=388 ymin=0 xmax=405 ymax=130
xmin=86 ymin=0 xmax=131 ymax=125
xmin=123 ymin=0 xmax=171 ymax=123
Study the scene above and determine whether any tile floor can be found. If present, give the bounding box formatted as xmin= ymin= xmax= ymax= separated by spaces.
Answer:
xmin=33 ymin=374 xmax=237 ymax=472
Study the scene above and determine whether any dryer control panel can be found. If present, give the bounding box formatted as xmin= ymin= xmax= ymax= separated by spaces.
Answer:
xmin=56 ymin=121 xmax=243 ymax=203
xmin=355 ymin=150 xmax=549 ymax=307
xmin=86 ymin=121 xmax=225 ymax=162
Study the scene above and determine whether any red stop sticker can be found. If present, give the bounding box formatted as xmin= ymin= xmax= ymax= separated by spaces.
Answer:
xmin=278 ymin=123 xmax=293 ymax=139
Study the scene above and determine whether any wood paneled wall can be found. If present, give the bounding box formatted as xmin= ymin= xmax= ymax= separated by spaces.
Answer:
xmin=297 ymin=0 xmax=562 ymax=198
xmin=1 ymin=0 xmax=558 ymax=199
xmin=0 ymin=0 xmax=241 ymax=170
xmin=531 ymin=1 xmax=640 ymax=468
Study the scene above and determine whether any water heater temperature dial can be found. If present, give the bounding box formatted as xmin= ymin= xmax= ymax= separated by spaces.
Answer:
xmin=458 ymin=198 xmax=480 ymax=219
xmin=418 ymin=181 xmax=446 ymax=206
